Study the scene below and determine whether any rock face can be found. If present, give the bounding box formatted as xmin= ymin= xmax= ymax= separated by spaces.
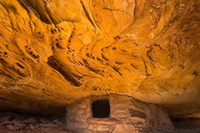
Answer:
xmin=66 ymin=94 xmax=174 ymax=133
xmin=0 ymin=0 xmax=200 ymax=118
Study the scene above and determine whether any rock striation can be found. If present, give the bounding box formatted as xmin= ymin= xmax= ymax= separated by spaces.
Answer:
xmin=0 ymin=0 xmax=200 ymax=118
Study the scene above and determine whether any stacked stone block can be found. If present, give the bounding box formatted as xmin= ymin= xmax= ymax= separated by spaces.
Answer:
xmin=66 ymin=94 xmax=173 ymax=133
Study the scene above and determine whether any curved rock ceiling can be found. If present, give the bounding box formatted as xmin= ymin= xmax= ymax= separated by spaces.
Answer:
xmin=0 ymin=0 xmax=200 ymax=117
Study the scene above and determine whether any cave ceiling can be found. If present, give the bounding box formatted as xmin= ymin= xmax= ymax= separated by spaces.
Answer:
xmin=0 ymin=0 xmax=200 ymax=117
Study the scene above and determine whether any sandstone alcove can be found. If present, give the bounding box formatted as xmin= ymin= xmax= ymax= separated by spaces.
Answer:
xmin=0 ymin=0 xmax=200 ymax=132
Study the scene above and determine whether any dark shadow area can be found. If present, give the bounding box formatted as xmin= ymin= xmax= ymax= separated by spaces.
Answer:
xmin=0 ymin=111 xmax=66 ymax=123
xmin=92 ymin=99 xmax=110 ymax=118
xmin=171 ymin=118 xmax=200 ymax=129
xmin=0 ymin=111 xmax=70 ymax=133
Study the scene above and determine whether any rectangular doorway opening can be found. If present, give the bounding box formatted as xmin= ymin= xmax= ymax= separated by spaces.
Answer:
xmin=92 ymin=99 xmax=110 ymax=118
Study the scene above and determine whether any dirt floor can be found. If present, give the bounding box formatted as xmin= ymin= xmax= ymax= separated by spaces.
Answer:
xmin=0 ymin=112 xmax=200 ymax=133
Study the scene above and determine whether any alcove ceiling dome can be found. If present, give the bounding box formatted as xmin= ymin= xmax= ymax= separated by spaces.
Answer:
xmin=0 ymin=0 xmax=200 ymax=118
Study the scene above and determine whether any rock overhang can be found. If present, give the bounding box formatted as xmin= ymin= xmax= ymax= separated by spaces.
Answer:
xmin=0 ymin=0 xmax=199 ymax=118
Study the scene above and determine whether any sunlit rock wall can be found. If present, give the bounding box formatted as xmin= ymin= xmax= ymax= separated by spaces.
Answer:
xmin=0 ymin=0 xmax=200 ymax=117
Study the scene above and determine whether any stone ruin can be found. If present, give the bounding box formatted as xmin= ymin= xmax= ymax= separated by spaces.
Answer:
xmin=0 ymin=0 xmax=200 ymax=132
xmin=66 ymin=94 xmax=173 ymax=133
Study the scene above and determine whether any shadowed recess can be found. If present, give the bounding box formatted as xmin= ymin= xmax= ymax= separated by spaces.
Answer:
xmin=92 ymin=99 xmax=110 ymax=118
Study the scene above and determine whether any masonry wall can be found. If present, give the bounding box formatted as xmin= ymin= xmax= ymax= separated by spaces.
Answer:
xmin=66 ymin=94 xmax=173 ymax=133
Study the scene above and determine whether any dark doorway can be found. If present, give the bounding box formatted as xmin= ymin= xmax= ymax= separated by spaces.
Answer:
xmin=92 ymin=99 xmax=110 ymax=118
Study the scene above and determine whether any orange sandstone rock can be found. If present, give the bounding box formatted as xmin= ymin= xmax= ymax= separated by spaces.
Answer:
xmin=0 ymin=0 xmax=199 ymax=118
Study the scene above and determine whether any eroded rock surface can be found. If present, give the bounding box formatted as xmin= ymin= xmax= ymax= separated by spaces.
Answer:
xmin=0 ymin=0 xmax=200 ymax=117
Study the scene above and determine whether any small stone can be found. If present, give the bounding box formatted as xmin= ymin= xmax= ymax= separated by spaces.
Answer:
xmin=52 ymin=119 xmax=59 ymax=123
xmin=1 ymin=120 xmax=12 ymax=126
xmin=88 ymin=124 xmax=110 ymax=132
xmin=115 ymin=113 xmax=128 ymax=119
xmin=78 ymin=103 xmax=87 ymax=109
xmin=96 ymin=125 xmax=110 ymax=132
xmin=13 ymin=120 xmax=26 ymax=126
xmin=29 ymin=124 xmax=35 ymax=129
xmin=40 ymin=119 xmax=46 ymax=124
xmin=6 ymin=124 xmax=14 ymax=130
xmin=24 ymin=117 xmax=37 ymax=124
xmin=41 ymin=123 xmax=58 ymax=128
xmin=113 ymin=124 xmax=137 ymax=133
xmin=125 ymin=117 xmax=145 ymax=124
xmin=76 ymin=109 xmax=85 ymax=115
